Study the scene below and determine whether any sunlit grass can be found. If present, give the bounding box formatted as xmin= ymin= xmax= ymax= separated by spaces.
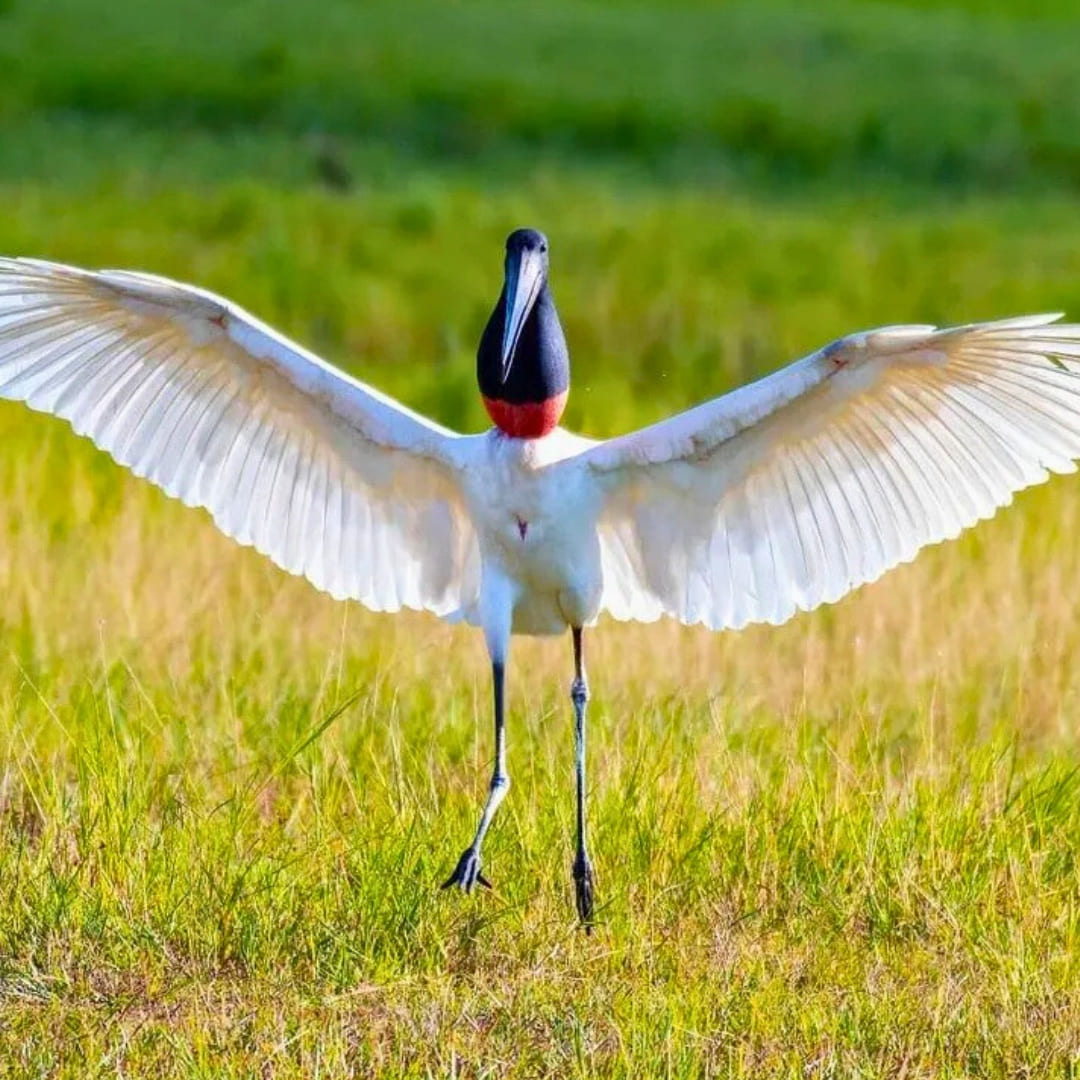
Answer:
xmin=5 ymin=0 xmax=1080 ymax=1069
xmin=3 ymin=408 xmax=1080 ymax=1075
xmin=1 ymin=177 xmax=1080 ymax=1073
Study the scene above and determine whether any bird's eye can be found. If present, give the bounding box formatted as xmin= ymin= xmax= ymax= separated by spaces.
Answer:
xmin=540 ymin=243 xmax=547 ymax=253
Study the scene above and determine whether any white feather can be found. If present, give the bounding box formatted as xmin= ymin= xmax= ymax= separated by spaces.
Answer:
xmin=580 ymin=317 xmax=1080 ymax=629
xmin=0 ymin=257 xmax=481 ymax=618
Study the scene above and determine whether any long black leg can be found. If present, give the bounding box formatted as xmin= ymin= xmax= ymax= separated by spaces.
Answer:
xmin=571 ymin=627 xmax=595 ymax=929
xmin=441 ymin=659 xmax=509 ymax=892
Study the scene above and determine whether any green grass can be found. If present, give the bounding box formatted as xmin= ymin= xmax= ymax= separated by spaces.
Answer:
xmin=4 ymin=0 xmax=1080 ymax=1075
xmin=5 ymin=0 xmax=1080 ymax=195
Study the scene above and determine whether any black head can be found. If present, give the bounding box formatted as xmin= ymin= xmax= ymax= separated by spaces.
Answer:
xmin=506 ymin=227 xmax=548 ymax=255
xmin=477 ymin=228 xmax=569 ymax=438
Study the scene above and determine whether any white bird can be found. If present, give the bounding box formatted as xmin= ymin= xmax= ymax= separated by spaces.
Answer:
xmin=3 ymin=228 xmax=1080 ymax=929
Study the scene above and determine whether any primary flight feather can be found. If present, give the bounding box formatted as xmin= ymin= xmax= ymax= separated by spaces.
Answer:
xmin=2 ymin=228 xmax=1080 ymax=927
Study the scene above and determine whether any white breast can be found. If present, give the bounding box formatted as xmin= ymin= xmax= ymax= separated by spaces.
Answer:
xmin=460 ymin=429 xmax=604 ymax=634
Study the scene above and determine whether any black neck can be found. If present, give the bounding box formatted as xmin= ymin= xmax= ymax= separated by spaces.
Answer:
xmin=477 ymin=284 xmax=569 ymax=405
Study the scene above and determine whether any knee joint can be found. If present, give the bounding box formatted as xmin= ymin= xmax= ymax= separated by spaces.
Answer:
xmin=490 ymin=772 xmax=510 ymax=794
xmin=570 ymin=677 xmax=590 ymax=707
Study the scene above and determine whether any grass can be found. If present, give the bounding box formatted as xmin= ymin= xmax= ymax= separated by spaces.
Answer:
xmin=5 ymin=0 xmax=1080 ymax=195
xmin=4 ymin=0 xmax=1080 ymax=1074
xmin=6 ymin=394 xmax=1080 ymax=1076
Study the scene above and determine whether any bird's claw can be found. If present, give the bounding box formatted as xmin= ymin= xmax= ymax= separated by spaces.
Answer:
xmin=441 ymin=847 xmax=492 ymax=893
xmin=573 ymin=852 xmax=595 ymax=931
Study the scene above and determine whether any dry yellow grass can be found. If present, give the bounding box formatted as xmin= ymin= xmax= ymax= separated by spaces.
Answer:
xmin=3 ymin=390 xmax=1080 ymax=1073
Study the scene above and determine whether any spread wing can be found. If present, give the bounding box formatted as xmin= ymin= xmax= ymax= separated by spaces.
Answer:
xmin=0 ymin=257 xmax=480 ymax=617
xmin=579 ymin=315 xmax=1080 ymax=629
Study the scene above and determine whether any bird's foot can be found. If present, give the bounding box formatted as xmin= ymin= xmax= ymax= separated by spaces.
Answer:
xmin=573 ymin=851 xmax=596 ymax=931
xmin=440 ymin=847 xmax=491 ymax=893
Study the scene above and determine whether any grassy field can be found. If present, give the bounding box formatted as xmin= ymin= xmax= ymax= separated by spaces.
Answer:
xmin=4 ymin=0 xmax=1080 ymax=1075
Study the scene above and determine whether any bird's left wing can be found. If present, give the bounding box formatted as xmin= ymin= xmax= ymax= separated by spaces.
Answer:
xmin=0 ymin=257 xmax=480 ymax=616
xmin=577 ymin=316 xmax=1080 ymax=629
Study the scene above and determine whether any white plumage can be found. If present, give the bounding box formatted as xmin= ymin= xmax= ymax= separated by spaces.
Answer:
xmin=3 ymin=248 xmax=1080 ymax=925
xmin=0 ymin=258 xmax=480 ymax=617
xmin=587 ymin=314 xmax=1080 ymax=630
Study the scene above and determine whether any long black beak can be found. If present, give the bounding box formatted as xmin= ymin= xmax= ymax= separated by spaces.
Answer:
xmin=501 ymin=248 xmax=544 ymax=382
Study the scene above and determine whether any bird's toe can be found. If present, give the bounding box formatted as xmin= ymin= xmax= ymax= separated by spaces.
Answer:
xmin=441 ymin=847 xmax=491 ymax=893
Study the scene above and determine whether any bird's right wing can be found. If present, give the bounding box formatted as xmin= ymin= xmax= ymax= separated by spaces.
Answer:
xmin=0 ymin=258 xmax=481 ymax=617
xmin=577 ymin=315 xmax=1080 ymax=630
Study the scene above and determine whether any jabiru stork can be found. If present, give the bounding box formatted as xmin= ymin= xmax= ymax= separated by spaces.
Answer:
xmin=2 ymin=227 xmax=1080 ymax=929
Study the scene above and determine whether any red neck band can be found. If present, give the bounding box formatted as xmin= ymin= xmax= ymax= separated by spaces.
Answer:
xmin=482 ymin=391 xmax=568 ymax=439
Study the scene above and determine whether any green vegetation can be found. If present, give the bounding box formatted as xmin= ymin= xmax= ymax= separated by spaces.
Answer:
xmin=5 ymin=0 xmax=1080 ymax=194
xmin=2 ymin=0 xmax=1080 ymax=1075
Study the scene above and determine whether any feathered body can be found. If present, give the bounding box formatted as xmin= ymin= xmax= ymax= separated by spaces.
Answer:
xmin=459 ymin=427 xmax=600 ymax=636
